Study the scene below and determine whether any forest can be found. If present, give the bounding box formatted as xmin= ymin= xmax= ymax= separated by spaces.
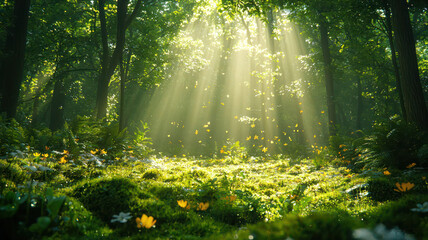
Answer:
xmin=0 ymin=0 xmax=427 ymax=239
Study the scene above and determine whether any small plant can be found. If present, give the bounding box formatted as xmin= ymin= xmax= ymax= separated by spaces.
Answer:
xmin=356 ymin=117 xmax=425 ymax=169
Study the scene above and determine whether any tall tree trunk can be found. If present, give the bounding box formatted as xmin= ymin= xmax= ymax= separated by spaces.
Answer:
xmin=0 ymin=0 xmax=31 ymax=119
xmin=318 ymin=14 xmax=337 ymax=136
xmin=119 ymin=50 xmax=131 ymax=132
xmin=383 ymin=1 xmax=406 ymax=120
xmin=391 ymin=0 xmax=428 ymax=130
xmin=96 ymin=0 xmax=142 ymax=119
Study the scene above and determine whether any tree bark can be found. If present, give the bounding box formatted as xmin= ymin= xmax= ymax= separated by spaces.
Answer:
xmin=318 ymin=14 xmax=337 ymax=136
xmin=0 ymin=0 xmax=31 ymax=119
xmin=391 ymin=0 xmax=428 ymax=130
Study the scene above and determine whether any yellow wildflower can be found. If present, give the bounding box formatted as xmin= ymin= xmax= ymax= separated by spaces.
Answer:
xmin=221 ymin=195 xmax=237 ymax=203
xmin=197 ymin=202 xmax=209 ymax=211
xmin=394 ymin=182 xmax=415 ymax=192
xmin=33 ymin=152 xmax=41 ymax=157
xmin=136 ymin=214 xmax=156 ymax=229
xmin=177 ymin=200 xmax=188 ymax=208
xmin=59 ymin=156 xmax=67 ymax=164
xmin=406 ymin=163 xmax=416 ymax=169
xmin=100 ymin=149 xmax=107 ymax=155
xmin=383 ymin=170 xmax=391 ymax=176
xmin=177 ymin=200 xmax=190 ymax=209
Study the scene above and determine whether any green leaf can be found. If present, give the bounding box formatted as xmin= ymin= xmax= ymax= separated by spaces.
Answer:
xmin=29 ymin=216 xmax=51 ymax=233
xmin=47 ymin=196 xmax=66 ymax=217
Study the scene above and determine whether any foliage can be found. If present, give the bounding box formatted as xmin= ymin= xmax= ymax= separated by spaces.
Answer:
xmin=0 ymin=117 xmax=26 ymax=155
xmin=0 ymin=188 xmax=67 ymax=239
xmin=356 ymin=117 xmax=427 ymax=169
xmin=368 ymin=194 xmax=428 ymax=239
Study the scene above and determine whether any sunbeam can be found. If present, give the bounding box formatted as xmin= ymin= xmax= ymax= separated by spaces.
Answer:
xmin=142 ymin=2 xmax=318 ymax=156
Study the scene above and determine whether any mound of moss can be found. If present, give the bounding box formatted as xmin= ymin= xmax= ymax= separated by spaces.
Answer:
xmin=72 ymin=177 xmax=152 ymax=223
xmin=211 ymin=212 xmax=357 ymax=240
xmin=368 ymin=194 xmax=428 ymax=239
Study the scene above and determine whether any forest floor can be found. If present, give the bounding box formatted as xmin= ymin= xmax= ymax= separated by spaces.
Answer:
xmin=1 ymin=150 xmax=427 ymax=239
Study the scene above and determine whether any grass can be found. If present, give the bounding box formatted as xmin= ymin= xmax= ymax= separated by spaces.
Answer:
xmin=1 ymin=147 xmax=427 ymax=239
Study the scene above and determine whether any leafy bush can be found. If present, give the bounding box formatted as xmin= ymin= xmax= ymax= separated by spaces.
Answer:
xmin=356 ymin=118 xmax=426 ymax=169
xmin=0 ymin=118 xmax=26 ymax=155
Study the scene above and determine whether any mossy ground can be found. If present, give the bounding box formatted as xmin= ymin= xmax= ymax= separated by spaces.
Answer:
xmin=1 ymin=150 xmax=427 ymax=239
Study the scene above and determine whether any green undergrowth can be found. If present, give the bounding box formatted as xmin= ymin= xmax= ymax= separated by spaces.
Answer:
xmin=1 ymin=149 xmax=427 ymax=239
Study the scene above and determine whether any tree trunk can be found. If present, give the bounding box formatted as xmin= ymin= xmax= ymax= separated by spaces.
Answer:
xmin=119 ymin=49 xmax=131 ymax=132
xmin=391 ymin=0 xmax=428 ymax=130
xmin=319 ymin=14 xmax=337 ymax=136
xmin=0 ymin=0 xmax=31 ymax=119
xmin=50 ymin=77 xmax=66 ymax=131
xmin=383 ymin=1 xmax=406 ymax=120
xmin=96 ymin=0 xmax=142 ymax=119
xmin=356 ymin=77 xmax=363 ymax=130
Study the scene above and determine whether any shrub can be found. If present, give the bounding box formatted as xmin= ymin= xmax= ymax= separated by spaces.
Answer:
xmin=0 ymin=118 xmax=26 ymax=155
xmin=356 ymin=118 xmax=426 ymax=169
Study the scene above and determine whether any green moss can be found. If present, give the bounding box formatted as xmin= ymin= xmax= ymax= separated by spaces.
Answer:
xmin=367 ymin=177 xmax=398 ymax=202
xmin=142 ymin=168 xmax=164 ymax=180
xmin=211 ymin=212 xmax=356 ymax=240
xmin=72 ymin=177 xmax=152 ymax=223
xmin=0 ymin=159 xmax=28 ymax=187
xmin=368 ymin=194 xmax=428 ymax=239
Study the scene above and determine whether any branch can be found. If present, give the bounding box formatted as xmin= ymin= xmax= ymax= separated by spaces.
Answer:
xmin=125 ymin=0 xmax=150 ymax=29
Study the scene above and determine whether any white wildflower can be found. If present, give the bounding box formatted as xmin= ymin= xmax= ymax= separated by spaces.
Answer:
xmin=111 ymin=212 xmax=132 ymax=223
xmin=411 ymin=202 xmax=428 ymax=213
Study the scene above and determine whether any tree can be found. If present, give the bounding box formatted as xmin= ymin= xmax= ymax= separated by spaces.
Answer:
xmin=318 ymin=12 xmax=337 ymax=136
xmin=95 ymin=0 xmax=144 ymax=119
xmin=391 ymin=0 xmax=428 ymax=130
xmin=0 ymin=0 xmax=31 ymax=119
